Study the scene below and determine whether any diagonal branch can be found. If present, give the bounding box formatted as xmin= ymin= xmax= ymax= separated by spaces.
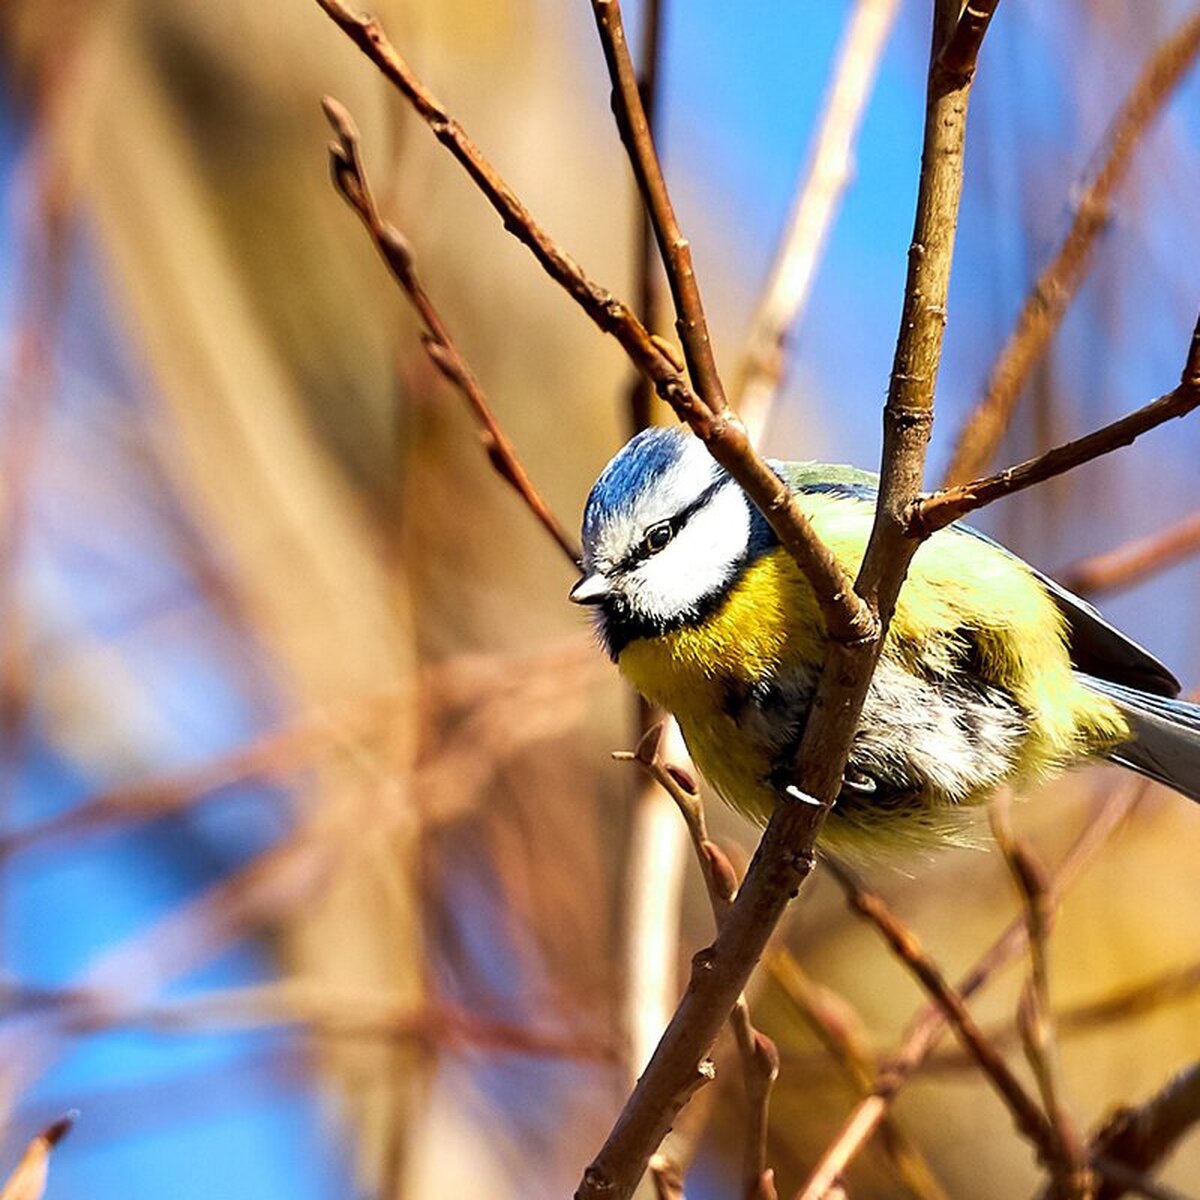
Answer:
xmin=943 ymin=8 xmax=1200 ymax=485
xmin=314 ymin=0 xmax=874 ymax=646
xmin=823 ymin=857 xmax=1062 ymax=1172
xmin=796 ymin=779 xmax=1147 ymax=1200
xmin=913 ymin=313 xmax=1200 ymax=535
xmin=321 ymin=97 xmax=581 ymax=564
xmin=588 ymin=0 xmax=728 ymax=417
xmin=1059 ymin=511 xmax=1200 ymax=597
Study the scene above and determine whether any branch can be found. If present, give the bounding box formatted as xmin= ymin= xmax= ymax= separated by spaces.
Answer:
xmin=914 ymin=314 xmax=1200 ymax=534
xmin=321 ymin=97 xmax=580 ymax=565
xmin=0 ymin=1114 xmax=74 ymax=1200
xmin=823 ymin=857 xmax=1062 ymax=1171
xmin=1087 ymin=1063 xmax=1200 ymax=1200
xmin=589 ymin=0 xmax=727 ymax=417
xmin=943 ymin=9 xmax=1200 ymax=485
xmin=314 ymin=0 xmax=874 ymax=646
xmin=616 ymin=726 xmax=779 ymax=1200
xmin=577 ymin=3 xmax=988 ymax=1193
xmin=1059 ymin=511 xmax=1200 ymax=597
xmin=628 ymin=0 xmax=666 ymax=434
xmin=736 ymin=0 xmax=901 ymax=444
xmin=796 ymin=778 xmax=1147 ymax=1199
xmin=991 ymin=798 xmax=1091 ymax=1197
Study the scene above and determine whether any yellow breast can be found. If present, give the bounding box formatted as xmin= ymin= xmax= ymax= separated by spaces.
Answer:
xmin=615 ymin=491 xmax=1129 ymax=836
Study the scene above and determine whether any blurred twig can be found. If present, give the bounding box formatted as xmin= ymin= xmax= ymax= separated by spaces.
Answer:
xmin=768 ymin=954 xmax=949 ymax=1200
xmin=991 ymin=797 xmax=1091 ymax=1198
xmin=914 ymin=314 xmax=1200 ymax=535
xmin=797 ymin=779 xmax=1147 ymax=1200
xmin=0 ymin=1114 xmax=74 ymax=1200
xmin=822 ymin=856 xmax=1063 ymax=1174
xmin=943 ymin=8 xmax=1200 ymax=485
xmin=628 ymin=0 xmax=665 ymax=434
xmin=2 ymin=980 xmax=618 ymax=1062
xmin=1073 ymin=1062 xmax=1200 ymax=1200
xmin=1060 ymin=512 xmax=1200 ymax=597
xmin=321 ymin=96 xmax=580 ymax=564
xmin=735 ymin=0 xmax=900 ymax=443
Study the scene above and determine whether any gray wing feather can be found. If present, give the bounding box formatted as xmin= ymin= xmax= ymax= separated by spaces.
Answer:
xmin=1080 ymin=674 xmax=1200 ymax=802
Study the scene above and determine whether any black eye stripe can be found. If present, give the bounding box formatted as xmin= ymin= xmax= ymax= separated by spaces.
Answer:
xmin=617 ymin=477 xmax=728 ymax=572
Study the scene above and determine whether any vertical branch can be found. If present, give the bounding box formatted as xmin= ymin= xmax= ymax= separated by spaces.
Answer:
xmin=991 ymin=797 xmax=1091 ymax=1198
xmin=590 ymin=0 xmax=729 ymax=416
xmin=577 ymin=4 xmax=992 ymax=1196
xmin=629 ymin=0 xmax=665 ymax=434
xmin=737 ymin=0 xmax=901 ymax=443
xmin=617 ymin=0 xmax=691 ymax=1095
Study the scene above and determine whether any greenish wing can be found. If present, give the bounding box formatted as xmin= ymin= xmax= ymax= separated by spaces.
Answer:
xmin=771 ymin=459 xmax=1180 ymax=698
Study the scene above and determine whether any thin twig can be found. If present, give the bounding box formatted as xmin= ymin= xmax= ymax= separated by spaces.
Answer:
xmin=943 ymin=9 xmax=1200 ymax=485
xmin=588 ymin=0 xmax=727 ymax=417
xmin=0 ymin=1113 xmax=74 ymax=1200
xmin=796 ymin=779 xmax=1147 ymax=1200
xmin=913 ymin=313 xmax=1200 ymax=535
xmin=314 ymin=0 xmax=875 ymax=645
xmin=823 ymin=856 xmax=1061 ymax=1171
xmin=736 ymin=0 xmax=900 ymax=444
xmin=577 ymin=4 xmax=988 ymax=1195
xmin=321 ymin=97 xmax=580 ymax=564
xmin=628 ymin=0 xmax=665 ymax=434
xmin=991 ymin=797 xmax=1092 ymax=1198
xmin=1059 ymin=511 xmax=1200 ymax=597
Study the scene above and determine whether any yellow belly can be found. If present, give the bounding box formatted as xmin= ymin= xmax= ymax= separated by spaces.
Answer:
xmin=616 ymin=494 xmax=1128 ymax=849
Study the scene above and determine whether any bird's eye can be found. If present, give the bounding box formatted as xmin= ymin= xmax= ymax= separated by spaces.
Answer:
xmin=644 ymin=522 xmax=673 ymax=554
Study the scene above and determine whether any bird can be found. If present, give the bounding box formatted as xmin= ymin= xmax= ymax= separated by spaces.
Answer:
xmin=570 ymin=425 xmax=1200 ymax=857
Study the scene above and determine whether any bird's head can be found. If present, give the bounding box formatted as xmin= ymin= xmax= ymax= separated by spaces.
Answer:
xmin=571 ymin=427 xmax=765 ymax=658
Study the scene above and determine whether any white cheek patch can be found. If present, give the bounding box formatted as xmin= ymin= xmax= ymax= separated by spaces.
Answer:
xmin=623 ymin=484 xmax=750 ymax=622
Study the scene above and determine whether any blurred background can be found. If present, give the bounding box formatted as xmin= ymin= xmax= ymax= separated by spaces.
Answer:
xmin=0 ymin=0 xmax=1198 ymax=1197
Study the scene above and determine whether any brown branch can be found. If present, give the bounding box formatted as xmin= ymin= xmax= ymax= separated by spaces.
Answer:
xmin=796 ymin=778 xmax=1148 ymax=1199
xmin=1085 ymin=1063 xmax=1200 ymax=1200
xmin=823 ymin=857 xmax=1062 ymax=1172
xmin=0 ymin=1113 xmax=74 ymax=1200
xmin=935 ymin=1 xmax=1001 ymax=86
xmin=321 ymin=97 xmax=580 ymax=564
xmin=577 ymin=4 xmax=985 ymax=1195
xmin=314 ymin=0 xmax=874 ymax=646
xmin=943 ymin=9 xmax=1200 ymax=485
xmin=991 ymin=799 xmax=1091 ymax=1198
xmin=913 ymin=313 xmax=1200 ymax=535
xmin=736 ymin=0 xmax=900 ymax=444
xmin=1059 ymin=511 xmax=1200 ymax=597
xmin=628 ymin=0 xmax=665 ymax=434
xmin=616 ymin=725 xmax=779 ymax=1200
xmin=589 ymin=0 xmax=727 ymax=419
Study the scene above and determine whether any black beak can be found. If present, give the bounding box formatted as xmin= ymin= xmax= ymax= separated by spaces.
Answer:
xmin=569 ymin=573 xmax=611 ymax=605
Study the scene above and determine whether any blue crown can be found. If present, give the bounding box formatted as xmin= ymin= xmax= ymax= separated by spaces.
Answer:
xmin=582 ymin=426 xmax=693 ymax=544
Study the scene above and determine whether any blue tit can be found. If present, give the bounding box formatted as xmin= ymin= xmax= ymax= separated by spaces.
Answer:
xmin=570 ymin=426 xmax=1200 ymax=856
